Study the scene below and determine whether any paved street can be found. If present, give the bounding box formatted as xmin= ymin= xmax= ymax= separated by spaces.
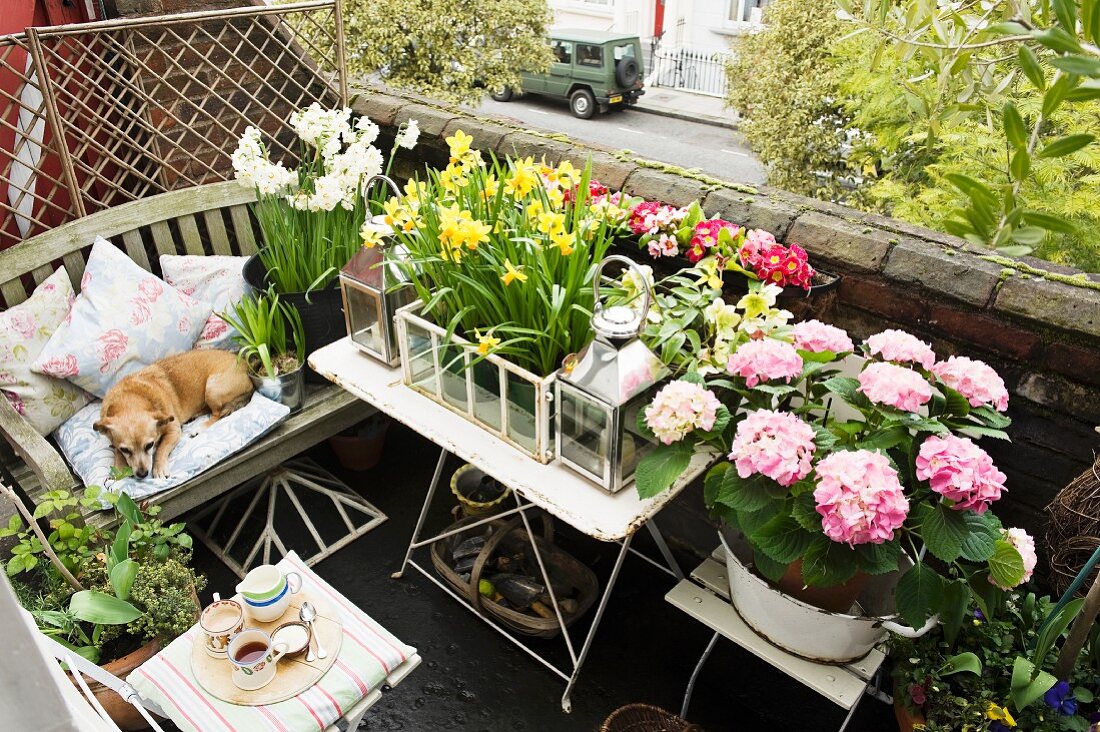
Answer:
xmin=474 ymin=94 xmax=766 ymax=186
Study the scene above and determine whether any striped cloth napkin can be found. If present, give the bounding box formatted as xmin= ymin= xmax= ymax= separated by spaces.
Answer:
xmin=129 ymin=551 xmax=416 ymax=732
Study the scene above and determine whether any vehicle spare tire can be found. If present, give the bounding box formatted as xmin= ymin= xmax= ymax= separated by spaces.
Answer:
xmin=615 ymin=57 xmax=639 ymax=88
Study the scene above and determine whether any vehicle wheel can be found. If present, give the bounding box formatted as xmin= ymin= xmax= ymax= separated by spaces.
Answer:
xmin=615 ymin=57 xmax=640 ymax=88
xmin=490 ymin=86 xmax=513 ymax=102
xmin=569 ymin=89 xmax=596 ymax=119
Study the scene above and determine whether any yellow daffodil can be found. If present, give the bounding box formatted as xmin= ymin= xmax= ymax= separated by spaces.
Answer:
xmin=537 ymin=211 xmax=567 ymax=236
xmin=501 ymin=259 xmax=528 ymax=286
xmin=383 ymin=197 xmax=414 ymax=232
xmin=438 ymin=162 xmax=468 ymax=192
xmin=481 ymin=174 xmax=498 ymax=201
xmin=446 ymin=129 xmax=473 ymax=160
xmin=986 ymin=703 xmax=1016 ymax=727
xmin=504 ymin=156 xmax=538 ymax=198
xmin=694 ymin=257 xmax=723 ymax=291
xmin=458 ymin=218 xmax=491 ymax=251
xmin=477 ymin=333 xmax=501 ymax=355
xmin=555 ymin=160 xmax=578 ymax=187
xmin=551 ymin=231 xmax=575 ymax=256
xmin=526 ymin=199 xmax=544 ymax=218
xmin=545 ymin=185 xmax=565 ymax=208
xmin=360 ymin=222 xmax=385 ymax=249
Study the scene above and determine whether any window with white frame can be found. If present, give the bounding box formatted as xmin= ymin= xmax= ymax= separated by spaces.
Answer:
xmin=727 ymin=0 xmax=772 ymax=24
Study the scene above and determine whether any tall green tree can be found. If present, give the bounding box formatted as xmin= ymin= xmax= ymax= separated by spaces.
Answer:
xmin=343 ymin=0 xmax=554 ymax=105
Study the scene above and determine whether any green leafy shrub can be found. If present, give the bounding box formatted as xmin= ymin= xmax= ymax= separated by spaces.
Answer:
xmin=126 ymin=558 xmax=206 ymax=644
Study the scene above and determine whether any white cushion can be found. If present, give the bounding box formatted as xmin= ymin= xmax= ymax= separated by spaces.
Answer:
xmin=0 ymin=267 xmax=91 ymax=434
xmin=160 ymin=254 xmax=249 ymax=350
xmin=31 ymin=238 xmax=211 ymax=398
xmin=54 ymin=392 xmax=290 ymax=503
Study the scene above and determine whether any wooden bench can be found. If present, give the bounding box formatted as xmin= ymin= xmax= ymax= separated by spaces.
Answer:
xmin=0 ymin=181 xmax=367 ymax=528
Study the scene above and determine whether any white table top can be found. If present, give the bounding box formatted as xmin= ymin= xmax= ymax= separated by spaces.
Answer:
xmin=309 ymin=337 xmax=715 ymax=541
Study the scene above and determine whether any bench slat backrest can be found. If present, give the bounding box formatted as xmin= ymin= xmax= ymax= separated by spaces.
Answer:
xmin=0 ymin=182 xmax=260 ymax=307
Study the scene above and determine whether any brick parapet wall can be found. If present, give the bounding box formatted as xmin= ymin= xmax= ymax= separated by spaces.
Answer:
xmin=354 ymin=85 xmax=1100 ymax=550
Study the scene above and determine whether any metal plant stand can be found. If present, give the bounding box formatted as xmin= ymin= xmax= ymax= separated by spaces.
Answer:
xmin=190 ymin=458 xmax=387 ymax=578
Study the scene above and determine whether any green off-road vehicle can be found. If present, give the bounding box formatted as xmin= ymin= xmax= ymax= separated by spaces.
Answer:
xmin=492 ymin=30 xmax=645 ymax=119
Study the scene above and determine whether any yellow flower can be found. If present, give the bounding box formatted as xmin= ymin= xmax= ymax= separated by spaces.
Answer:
xmin=555 ymin=160 xmax=578 ymax=187
xmin=439 ymin=162 xmax=468 ymax=192
xmin=504 ymin=156 xmax=539 ymax=198
xmin=986 ymin=703 xmax=1016 ymax=727
xmin=477 ymin=333 xmax=501 ymax=355
xmin=551 ymin=231 xmax=575 ymax=256
xmin=545 ymin=185 xmax=565 ymax=208
xmin=501 ymin=259 xmax=528 ymax=286
xmin=383 ymin=197 xmax=414 ymax=231
xmin=446 ymin=129 xmax=473 ymax=160
xmin=694 ymin=257 xmax=723 ymax=291
xmin=537 ymin=211 xmax=566 ymax=236
xmin=481 ymin=174 xmax=499 ymax=201
xmin=458 ymin=218 xmax=491 ymax=251
xmin=526 ymin=199 xmax=544 ymax=218
xmin=360 ymin=222 xmax=385 ymax=249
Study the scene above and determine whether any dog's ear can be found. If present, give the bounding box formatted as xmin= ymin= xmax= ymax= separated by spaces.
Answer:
xmin=156 ymin=414 xmax=175 ymax=428
xmin=92 ymin=419 xmax=111 ymax=436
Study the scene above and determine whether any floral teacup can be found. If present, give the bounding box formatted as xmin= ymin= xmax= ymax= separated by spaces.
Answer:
xmin=227 ymin=629 xmax=288 ymax=691
xmin=198 ymin=598 xmax=244 ymax=659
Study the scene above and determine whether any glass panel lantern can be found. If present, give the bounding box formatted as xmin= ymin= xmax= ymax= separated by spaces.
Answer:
xmin=339 ymin=175 xmax=415 ymax=366
xmin=556 ymin=256 xmax=669 ymax=493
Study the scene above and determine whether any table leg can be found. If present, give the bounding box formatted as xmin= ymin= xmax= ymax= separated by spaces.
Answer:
xmin=838 ymin=682 xmax=869 ymax=732
xmin=645 ymin=517 xmax=684 ymax=580
xmin=560 ymin=533 xmax=633 ymax=713
xmin=681 ymin=631 xmax=719 ymax=719
xmin=392 ymin=447 xmax=449 ymax=580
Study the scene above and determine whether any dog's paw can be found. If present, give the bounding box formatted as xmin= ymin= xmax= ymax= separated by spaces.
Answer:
xmin=153 ymin=467 xmax=172 ymax=480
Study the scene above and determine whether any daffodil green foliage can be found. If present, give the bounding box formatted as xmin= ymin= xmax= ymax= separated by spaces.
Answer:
xmin=343 ymin=0 xmax=555 ymax=105
xmin=727 ymin=0 xmax=1100 ymax=272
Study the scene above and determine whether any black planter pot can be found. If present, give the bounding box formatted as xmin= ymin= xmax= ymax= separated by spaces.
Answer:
xmin=243 ymin=253 xmax=346 ymax=383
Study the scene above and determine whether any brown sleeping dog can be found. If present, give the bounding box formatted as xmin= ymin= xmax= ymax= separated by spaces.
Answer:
xmin=93 ymin=350 xmax=253 ymax=479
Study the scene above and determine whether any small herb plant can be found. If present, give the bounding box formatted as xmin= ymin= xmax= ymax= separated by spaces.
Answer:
xmin=220 ymin=287 xmax=306 ymax=378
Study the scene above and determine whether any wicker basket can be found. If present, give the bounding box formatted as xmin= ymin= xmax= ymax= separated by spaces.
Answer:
xmin=600 ymin=704 xmax=702 ymax=732
xmin=430 ymin=512 xmax=598 ymax=639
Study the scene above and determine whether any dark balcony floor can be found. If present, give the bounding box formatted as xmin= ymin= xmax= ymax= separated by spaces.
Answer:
xmin=184 ymin=422 xmax=896 ymax=732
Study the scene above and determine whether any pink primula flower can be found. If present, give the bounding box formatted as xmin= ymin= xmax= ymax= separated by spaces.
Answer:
xmin=727 ymin=339 xmax=803 ymax=388
xmin=687 ymin=219 xmax=739 ymax=263
xmin=644 ymin=380 xmax=722 ymax=445
xmin=813 ymin=449 xmax=909 ymax=546
xmin=858 ymin=362 xmax=933 ymax=412
xmin=931 ymin=356 xmax=1009 ymax=412
xmin=916 ymin=434 xmax=1006 ymax=514
xmin=792 ymin=320 xmax=854 ymax=354
xmin=728 ymin=409 xmax=816 ymax=487
xmin=739 ymin=229 xmax=776 ymax=269
xmin=989 ymin=528 xmax=1037 ymax=589
xmin=865 ymin=329 xmax=936 ymax=369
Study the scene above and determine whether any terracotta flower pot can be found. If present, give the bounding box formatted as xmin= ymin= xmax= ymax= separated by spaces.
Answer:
xmin=893 ymin=681 xmax=927 ymax=732
xmin=774 ymin=558 xmax=870 ymax=614
xmin=70 ymin=638 xmax=163 ymax=731
xmin=328 ymin=420 xmax=390 ymax=471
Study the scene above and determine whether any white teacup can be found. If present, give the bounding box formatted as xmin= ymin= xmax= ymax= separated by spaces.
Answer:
xmin=228 ymin=629 xmax=288 ymax=691
xmin=236 ymin=565 xmax=302 ymax=622
xmin=198 ymin=597 xmax=244 ymax=659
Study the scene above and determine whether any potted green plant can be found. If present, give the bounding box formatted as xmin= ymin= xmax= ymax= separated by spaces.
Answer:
xmin=230 ymin=105 xmax=419 ymax=361
xmin=220 ymin=287 xmax=306 ymax=412
xmin=385 ymin=130 xmax=625 ymax=461
xmin=1 ymin=486 xmax=204 ymax=730
xmin=892 ymin=590 xmax=1100 ymax=731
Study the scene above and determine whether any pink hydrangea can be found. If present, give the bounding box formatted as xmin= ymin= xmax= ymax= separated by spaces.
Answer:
xmin=865 ymin=329 xmax=936 ymax=370
xmin=916 ymin=435 xmax=1006 ymax=514
xmin=931 ymin=356 xmax=1009 ymax=412
xmin=792 ymin=320 xmax=854 ymax=354
xmin=728 ymin=409 xmax=816 ymax=487
xmin=858 ymin=362 xmax=934 ymax=413
xmin=726 ymin=339 xmax=804 ymax=388
xmin=989 ymin=528 xmax=1037 ymax=589
xmin=813 ymin=450 xmax=910 ymax=546
xmin=644 ymin=380 xmax=722 ymax=445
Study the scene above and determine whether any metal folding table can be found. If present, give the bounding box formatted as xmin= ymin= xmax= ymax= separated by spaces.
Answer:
xmin=310 ymin=337 xmax=715 ymax=712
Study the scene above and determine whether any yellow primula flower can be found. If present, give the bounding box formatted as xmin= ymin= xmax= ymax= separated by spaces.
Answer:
xmin=537 ymin=211 xmax=567 ymax=236
xmin=501 ymin=259 xmax=528 ymax=286
xmin=446 ymin=129 xmax=473 ymax=160
xmin=551 ymin=231 xmax=575 ymax=256
xmin=477 ymin=333 xmax=501 ymax=355
xmin=504 ymin=156 xmax=539 ymax=198
xmin=986 ymin=703 xmax=1016 ymax=727
xmin=694 ymin=257 xmax=723 ymax=291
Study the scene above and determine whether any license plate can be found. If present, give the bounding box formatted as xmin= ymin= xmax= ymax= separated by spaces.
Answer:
xmin=609 ymin=95 xmax=623 ymax=104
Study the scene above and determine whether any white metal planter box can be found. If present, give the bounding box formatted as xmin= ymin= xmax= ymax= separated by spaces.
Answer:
xmin=394 ymin=301 xmax=557 ymax=463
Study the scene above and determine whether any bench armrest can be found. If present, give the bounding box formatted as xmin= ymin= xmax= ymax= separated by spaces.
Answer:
xmin=0 ymin=396 xmax=77 ymax=493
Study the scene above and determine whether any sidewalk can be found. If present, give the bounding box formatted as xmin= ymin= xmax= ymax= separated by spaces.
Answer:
xmin=634 ymin=85 xmax=739 ymax=130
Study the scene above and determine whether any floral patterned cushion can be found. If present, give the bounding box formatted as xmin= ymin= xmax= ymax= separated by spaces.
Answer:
xmin=0 ymin=267 xmax=91 ymax=434
xmin=54 ymin=392 xmax=290 ymax=503
xmin=31 ymin=238 xmax=212 ymax=398
xmin=160 ymin=254 xmax=249 ymax=350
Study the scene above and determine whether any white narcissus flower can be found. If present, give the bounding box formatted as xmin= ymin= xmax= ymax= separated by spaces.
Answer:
xmin=396 ymin=119 xmax=420 ymax=150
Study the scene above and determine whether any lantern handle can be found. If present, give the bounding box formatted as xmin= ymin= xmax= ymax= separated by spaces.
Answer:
xmin=593 ymin=254 xmax=652 ymax=327
xmin=364 ymin=174 xmax=402 ymax=201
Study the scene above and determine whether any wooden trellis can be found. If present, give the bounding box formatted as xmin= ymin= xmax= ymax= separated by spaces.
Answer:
xmin=0 ymin=0 xmax=346 ymax=252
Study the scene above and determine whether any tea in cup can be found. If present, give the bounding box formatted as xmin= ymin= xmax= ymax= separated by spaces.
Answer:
xmin=236 ymin=565 xmax=302 ymax=622
xmin=198 ymin=598 xmax=244 ymax=659
xmin=227 ymin=629 xmax=288 ymax=691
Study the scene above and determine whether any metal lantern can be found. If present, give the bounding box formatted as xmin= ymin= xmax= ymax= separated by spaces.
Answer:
xmin=556 ymin=255 xmax=670 ymax=493
xmin=340 ymin=175 xmax=415 ymax=366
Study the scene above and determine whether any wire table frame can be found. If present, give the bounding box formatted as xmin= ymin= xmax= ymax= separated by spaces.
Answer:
xmin=309 ymin=337 xmax=716 ymax=712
